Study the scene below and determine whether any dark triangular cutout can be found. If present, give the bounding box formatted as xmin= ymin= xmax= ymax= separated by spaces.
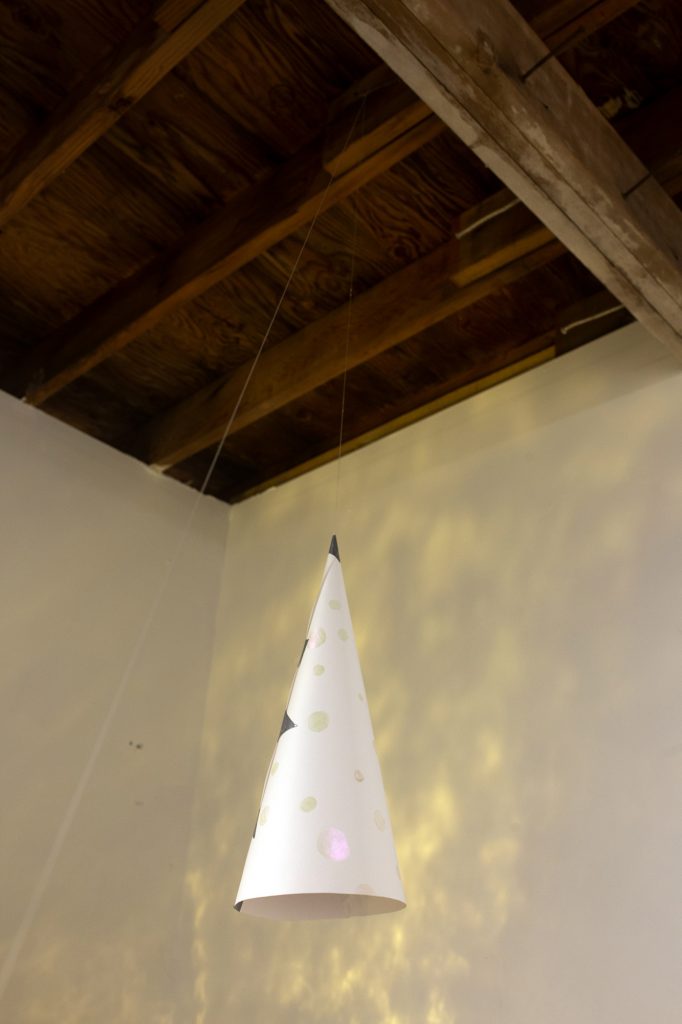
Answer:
xmin=279 ymin=709 xmax=297 ymax=739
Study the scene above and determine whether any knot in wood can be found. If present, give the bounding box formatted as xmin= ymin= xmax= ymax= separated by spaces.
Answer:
xmin=473 ymin=31 xmax=497 ymax=72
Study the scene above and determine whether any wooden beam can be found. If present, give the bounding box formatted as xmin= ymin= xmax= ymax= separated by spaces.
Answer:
xmin=616 ymin=86 xmax=682 ymax=200
xmin=324 ymin=0 xmax=682 ymax=353
xmin=529 ymin=0 xmax=641 ymax=57
xmin=0 ymin=0 xmax=245 ymax=230
xmin=233 ymin=346 xmax=557 ymax=501
xmin=130 ymin=202 xmax=561 ymax=467
xmin=7 ymin=89 xmax=442 ymax=405
xmin=323 ymin=76 xmax=432 ymax=176
xmin=228 ymin=290 xmax=635 ymax=502
xmin=128 ymin=80 xmax=682 ymax=471
xmin=5 ymin=0 xmax=633 ymax=403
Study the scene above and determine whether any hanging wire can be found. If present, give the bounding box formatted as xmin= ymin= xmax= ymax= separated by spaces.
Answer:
xmin=334 ymin=96 xmax=366 ymax=525
xmin=0 ymin=98 xmax=369 ymax=1005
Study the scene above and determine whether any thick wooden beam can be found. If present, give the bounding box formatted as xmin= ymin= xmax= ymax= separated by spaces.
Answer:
xmin=324 ymin=0 xmax=682 ymax=353
xmin=130 ymin=202 xmax=561 ymax=467
xmin=0 ymin=0 xmax=244 ymax=230
xmin=7 ymin=88 xmax=441 ymax=405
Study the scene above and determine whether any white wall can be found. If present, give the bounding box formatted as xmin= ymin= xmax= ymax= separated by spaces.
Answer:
xmin=0 ymin=394 xmax=228 ymax=1023
xmin=189 ymin=324 xmax=682 ymax=1024
xmin=2 ymin=324 xmax=681 ymax=1024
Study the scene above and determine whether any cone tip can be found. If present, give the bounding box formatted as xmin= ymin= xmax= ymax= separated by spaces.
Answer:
xmin=329 ymin=535 xmax=340 ymax=560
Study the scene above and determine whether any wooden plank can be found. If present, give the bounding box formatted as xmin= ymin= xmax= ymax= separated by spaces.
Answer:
xmin=8 ymin=101 xmax=443 ymax=405
xmin=125 ymin=80 xmax=682 ymax=470
xmin=233 ymin=346 xmax=557 ymax=501
xmin=128 ymin=76 xmax=682 ymax=470
xmin=324 ymin=0 xmax=682 ymax=353
xmin=4 ymin=0 xmax=632 ymax=403
xmin=130 ymin=202 xmax=562 ymax=467
xmin=323 ymin=77 xmax=434 ymax=176
xmin=0 ymin=0 xmax=245 ymax=230
xmin=529 ymin=0 xmax=641 ymax=57
xmin=617 ymin=86 xmax=682 ymax=200
xmin=227 ymin=292 xmax=636 ymax=502
xmin=304 ymin=0 xmax=645 ymax=177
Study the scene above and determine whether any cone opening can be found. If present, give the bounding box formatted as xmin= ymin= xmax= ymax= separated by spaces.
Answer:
xmin=235 ymin=892 xmax=405 ymax=921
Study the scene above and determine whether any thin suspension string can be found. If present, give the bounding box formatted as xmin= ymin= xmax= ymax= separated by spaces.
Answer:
xmin=0 ymin=101 xmax=367 ymax=1006
xmin=334 ymin=96 xmax=365 ymax=525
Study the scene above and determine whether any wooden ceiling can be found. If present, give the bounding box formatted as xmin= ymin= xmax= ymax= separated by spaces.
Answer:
xmin=1 ymin=0 xmax=680 ymax=501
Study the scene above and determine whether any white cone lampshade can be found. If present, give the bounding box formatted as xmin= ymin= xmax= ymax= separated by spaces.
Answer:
xmin=235 ymin=536 xmax=406 ymax=920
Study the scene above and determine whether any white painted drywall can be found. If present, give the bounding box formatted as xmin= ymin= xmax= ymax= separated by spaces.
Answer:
xmin=0 ymin=394 xmax=228 ymax=1023
xmin=2 ymin=323 xmax=681 ymax=1024
xmin=189 ymin=323 xmax=682 ymax=1024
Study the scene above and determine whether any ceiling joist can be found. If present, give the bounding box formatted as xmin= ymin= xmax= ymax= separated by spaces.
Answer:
xmin=229 ymin=288 xmax=634 ymax=502
xmin=130 ymin=82 xmax=682 ymax=470
xmin=529 ymin=0 xmax=642 ymax=57
xmin=324 ymin=0 xmax=682 ymax=353
xmin=0 ymin=0 xmax=246 ymax=230
xmin=131 ymin=202 xmax=560 ymax=468
xmin=6 ymin=80 xmax=442 ymax=405
xmin=1 ymin=0 xmax=678 ymax=501
xmin=3 ymin=0 xmax=640 ymax=407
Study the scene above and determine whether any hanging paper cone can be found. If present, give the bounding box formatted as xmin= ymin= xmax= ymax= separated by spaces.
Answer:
xmin=235 ymin=536 xmax=406 ymax=920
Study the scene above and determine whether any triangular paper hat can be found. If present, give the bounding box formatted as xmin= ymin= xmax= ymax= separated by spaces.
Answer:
xmin=235 ymin=536 xmax=406 ymax=919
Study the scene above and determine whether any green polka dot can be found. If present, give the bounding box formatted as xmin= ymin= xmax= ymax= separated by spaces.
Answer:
xmin=308 ymin=711 xmax=329 ymax=732
xmin=313 ymin=664 xmax=325 ymax=676
xmin=259 ymin=806 xmax=269 ymax=826
xmin=310 ymin=627 xmax=326 ymax=648
xmin=338 ymin=628 xmax=349 ymax=642
xmin=354 ymin=769 xmax=364 ymax=782
xmin=270 ymin=761 xmax=279 ymax=776
xmin=328 ymin=599 xmax=341 ymax=610
xmin=300 ymin=796 xmax=317 ymax=812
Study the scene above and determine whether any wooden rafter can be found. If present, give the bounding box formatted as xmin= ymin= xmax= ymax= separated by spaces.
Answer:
xmin=3 ymin=0 xmax=640 ymax=405
xmin=324 ymin=0 xmax=682 ymax=353
xmin=0 ymin=0 xmax=246 ymax=230
xmin=220 ymin=287 xmax=634 ymax=501
xmin=131 ymin=205 xmax=560 ymax=467
xmin=7 ymin=85 xmax=441 ymax=405
xmin=529 ymin=0 xmax=642 ymax=57
xmin=234 ymin=347 xmax=558 ymax=500
xmin=127 ymin=84 xmax=682 ymax=470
